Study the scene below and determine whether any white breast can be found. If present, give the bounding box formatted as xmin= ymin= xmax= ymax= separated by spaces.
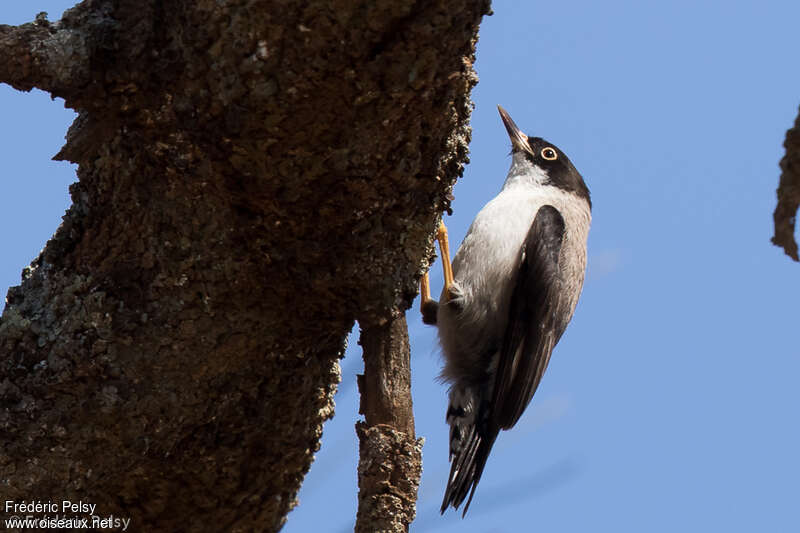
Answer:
xmin=437 ymin=182 xmax=591 ymax=384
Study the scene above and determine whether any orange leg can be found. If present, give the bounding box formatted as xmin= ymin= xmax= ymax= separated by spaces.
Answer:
xmin=420 ymin=270 xmax=433 ymax=312
xmin=420 ymin=220 xmax=454 ymax=324
xmin=437 ymin=221 xmax=454 ymax=302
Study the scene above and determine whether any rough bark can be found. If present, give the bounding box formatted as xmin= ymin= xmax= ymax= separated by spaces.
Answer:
xmin=355 ymin=313 xmax=422 ymax=532
xmin=0 ymin=1 xmax=489 ymax=531
xmin=773 ymin=106 xmax=800 ymax=261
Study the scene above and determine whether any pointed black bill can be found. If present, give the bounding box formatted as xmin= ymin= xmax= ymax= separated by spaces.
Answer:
xmin=497 ymin=105 xmax=533 ymax=155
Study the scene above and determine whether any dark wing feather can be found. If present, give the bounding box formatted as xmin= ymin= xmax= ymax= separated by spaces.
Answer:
xmin=492 ymin=205 xmax=566 ymax=430
xmin=440 ymin=205 xmax=566 ymax=516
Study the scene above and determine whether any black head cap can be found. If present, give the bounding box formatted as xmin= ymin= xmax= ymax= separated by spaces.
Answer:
xmin=497 ymin=105 xmax=591 ymax=206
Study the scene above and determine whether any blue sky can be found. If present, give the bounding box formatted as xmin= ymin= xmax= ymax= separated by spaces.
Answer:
xmin=3 ymin=2 xmax=800 ymax=532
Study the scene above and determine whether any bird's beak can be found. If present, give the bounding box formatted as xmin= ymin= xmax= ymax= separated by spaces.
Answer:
xmin=497 ymin=105 xmax=533 ymax=155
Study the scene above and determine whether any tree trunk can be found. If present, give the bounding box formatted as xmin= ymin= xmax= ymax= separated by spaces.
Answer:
xmin=0 ymin=1 xmax=489 ymax=531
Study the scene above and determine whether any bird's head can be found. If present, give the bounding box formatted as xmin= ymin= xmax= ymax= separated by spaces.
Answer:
xmin=497 ymin=105 xmax=590 ymax=206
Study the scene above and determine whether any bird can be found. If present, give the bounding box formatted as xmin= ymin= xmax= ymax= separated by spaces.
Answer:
xmin=419 ymin=105 xmax=592 ymax=515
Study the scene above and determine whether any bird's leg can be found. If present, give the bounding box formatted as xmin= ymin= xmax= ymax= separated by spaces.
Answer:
xmin=420 ymin=270 xmax=432 ymax=303
xmin=419 ymin=220 xmax=454 ymax=325
xmin=437 ymin=221 xmax=454 ymax=302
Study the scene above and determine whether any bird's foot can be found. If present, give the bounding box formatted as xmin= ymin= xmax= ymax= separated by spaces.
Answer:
xmin=421 ymin=300 xmax=439 ymax=325
xmin=444 ymin=282 xmax=465 ymax=313
xmin=420 ymin=271 xmax=438 ymax=324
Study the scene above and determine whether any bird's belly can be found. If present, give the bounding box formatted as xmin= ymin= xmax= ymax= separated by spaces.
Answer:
xmin=437 ymin=192 xmax=539 ymax=381
xmin=455 ymin=208 xmax=533 ymax=322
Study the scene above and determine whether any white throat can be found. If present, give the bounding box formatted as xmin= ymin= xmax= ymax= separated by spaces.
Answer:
xmin=502 ymin=152 xmax=549 ymax=190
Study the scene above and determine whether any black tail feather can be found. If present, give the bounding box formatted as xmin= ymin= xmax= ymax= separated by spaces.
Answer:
xmin=440 ymin=423 xmax=499 ymax=516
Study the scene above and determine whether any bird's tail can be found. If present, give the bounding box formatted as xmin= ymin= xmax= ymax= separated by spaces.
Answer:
xmin=440 ymin=385 xmax=499 ymax=516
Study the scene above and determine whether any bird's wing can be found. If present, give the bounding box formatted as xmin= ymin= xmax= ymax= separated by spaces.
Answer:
xmin=442 ymin=205 xmax=567 ymax=516
xmin=440 ymin=205 xmax=567 ymax=516
xmin=492 ymin=204 xmax=566 ymax=430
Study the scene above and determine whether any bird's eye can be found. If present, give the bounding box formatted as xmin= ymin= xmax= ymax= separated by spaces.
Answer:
xmin=541 ymin=147 xmax=557 ymax=161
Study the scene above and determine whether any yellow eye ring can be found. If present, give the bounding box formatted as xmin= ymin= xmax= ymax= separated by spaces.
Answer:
xmin=541 ymin=147 xmax=558 ymax=161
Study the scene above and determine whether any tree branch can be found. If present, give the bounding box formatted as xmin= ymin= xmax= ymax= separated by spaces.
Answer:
xmin=773 ymin=106 xmax=800 ymax=261
xmin=356 ymin=312 xmax=423 ymax=532
xmin=0 ymin=13 xmax=90 ymax=97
